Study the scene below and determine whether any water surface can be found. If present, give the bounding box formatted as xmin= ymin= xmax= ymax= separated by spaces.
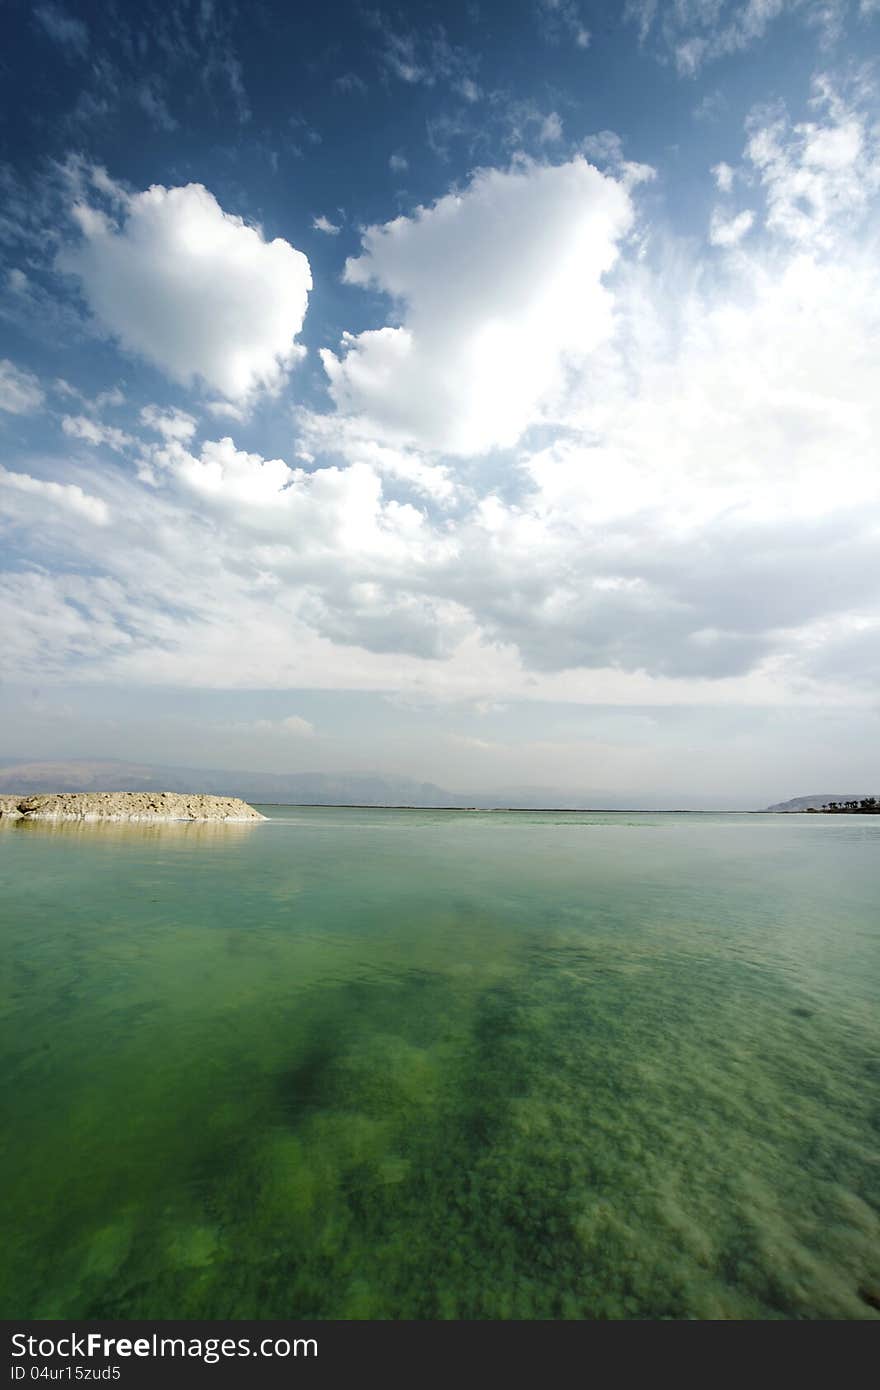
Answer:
xmin=1 ymin=808 xmax=878 ymax=1318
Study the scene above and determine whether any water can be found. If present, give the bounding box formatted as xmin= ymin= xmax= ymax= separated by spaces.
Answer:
xmin=1 ymin=807 xmax=878 ymax=1319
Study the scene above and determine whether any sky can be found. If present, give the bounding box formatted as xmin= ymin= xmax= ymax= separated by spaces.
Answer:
xmin=1 ymin=0 xmax=879 ymax=806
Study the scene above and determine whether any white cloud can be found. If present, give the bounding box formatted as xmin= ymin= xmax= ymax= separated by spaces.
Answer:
xmin=312 ymin=214 xmax=341 ymax=235
xmin=501 ymin=103 xmax=571 ymax=153
xmin=60 ymin=181 xmax=312 ymax=405
xmin=297 ymin=411 xmax=458 ymax=501
xmin=321 ymin=156 xmax=633 ymax=455
xmin=746 ymin=77 xmax=880 ymax=249
xmin=389 ymin=152 xmax=409 ymax=173
xmin=709 ymin=207 xmax=755 ymax=245
xmin=4 ymin=85 xmax=880 ymax=722
xmin=62 ymin=414 xmax=133 ymax=451
xmin=0 ymin=360 xmax=44 ymax=414
xmin=538 ymin=112 xmax=564 ymax=143
xmin=712 ymin=160 xmax=735 ymax=192
xmin=151 ymin=436 xmax=296 ymax=509
xmin=0 ymin=465 xmax=108 ymax=524
xmin=17 ymin=167 xmax=880 ymax=693
xmin=206 ymin=399 xmax=248 ymax=422
xmin=143 ymin=435 xmax=431 ymax=565
xmin=140 ymin=405 xmax=198 ymax=442
xmin=50 ymin=379 xmax=125 ymax=413
xmin=580 ymin=131 xmax=627 ymax=168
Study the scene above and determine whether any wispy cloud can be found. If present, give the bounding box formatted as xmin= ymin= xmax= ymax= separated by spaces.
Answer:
xmin=535 ymin=0 xmax=591 ymax=48
xmin=0 ymin=360 xmax=44 ymax=415
xmin=61 ymin=414 xmax=133 ymax=452
xmin=626 ymin=0 xmax=858 ymax=75
xmin=137 ymin=77 xmax=178 ymax=132
xmin=334 ymin=71 xmax=368 ymax=95
xmin=34 ymin=3 xmax=88 ymax=58
xmin=367 ymin=11 xmax=481 ymax=97
xmin=709 ymin=207 xmax=754 ymax=244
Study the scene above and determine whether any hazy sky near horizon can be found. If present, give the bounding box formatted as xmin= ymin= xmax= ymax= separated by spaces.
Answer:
xmin=2 ymin=0 xmax=880 ymax=804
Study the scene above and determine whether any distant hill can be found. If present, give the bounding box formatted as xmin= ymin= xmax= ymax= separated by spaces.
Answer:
xmin=763 ymin=794 xmax=876 ymax=812
xmin=0 ymin=756 xmax=745 ymax=811
xmin=0 ymin=759 xmax=454 ymax=807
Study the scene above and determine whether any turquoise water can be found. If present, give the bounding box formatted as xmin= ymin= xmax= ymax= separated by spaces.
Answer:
xmin=1 ymin=807 xmax=878 ymax=1319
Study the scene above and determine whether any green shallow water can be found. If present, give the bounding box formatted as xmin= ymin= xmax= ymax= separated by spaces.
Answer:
xmin=1 ymin=807 xmax=878 ymax=1319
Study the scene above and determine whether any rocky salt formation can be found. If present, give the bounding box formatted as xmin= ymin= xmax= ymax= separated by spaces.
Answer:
xmin=0 ymin=792 xmax=265 ymax=822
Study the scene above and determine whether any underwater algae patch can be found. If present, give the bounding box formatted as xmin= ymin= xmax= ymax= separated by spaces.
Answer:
xmin=13 ymin=932 xmax=876 ymax=1320
xmin=2 ymin=810 xmax=878 ymax=1319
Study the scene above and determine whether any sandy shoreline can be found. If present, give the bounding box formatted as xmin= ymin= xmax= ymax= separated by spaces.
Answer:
xmin=0 ymin=792 xmax=266 ymax=823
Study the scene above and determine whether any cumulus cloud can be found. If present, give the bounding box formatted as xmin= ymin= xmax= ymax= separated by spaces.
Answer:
xmin=151 ymin=436 xmax=297 ymax=509
xmin=140 ymin=404 xmax=198 ymax=442
xmin=143 ymin=435 xmax=431 ymax=567
xmin=709 ymin=207 xmax=755 ymax=245
xmin=0 ymin=360 xmax=44 ymax=414
xmin=312 ymin=214 xmax=341 ymax=235
xmin=62 ymin=414 xmax=133 ymax=451
xmin=4 ymin=84 xmax=880 ymax=715
xmin=746 ymin=77 xmax=880 ymax=248
xmin=0 ymin=466 xmax=108 ymax=524
xmin=321 ymin=156 xmax=633 ymax=455
xmin=297 ymin=411 xmax=458 ymax=502
xmin=60 ymin=181 xmax=312 ymax=404
xmin=13 ymin=146 xmax=880 ymax=692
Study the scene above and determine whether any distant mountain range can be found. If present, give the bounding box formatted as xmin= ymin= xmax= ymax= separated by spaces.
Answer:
xmin=0 ymin=756 xmax=714 ymax=810
xmin=0 ymin=759 xmax=455 ymax=807
xmin=6 ymin=757 xmax=827 ymax=811
xmin=763 ymin=794 xmax=877 ymax=812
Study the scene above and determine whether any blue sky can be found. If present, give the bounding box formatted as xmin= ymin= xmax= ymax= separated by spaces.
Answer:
xmin=2 ymin=0 xmax=880 ymax=804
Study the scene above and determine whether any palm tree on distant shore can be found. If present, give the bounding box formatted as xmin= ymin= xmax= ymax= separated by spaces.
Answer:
xmin=819 ymin=797 xmax=879 ymax=813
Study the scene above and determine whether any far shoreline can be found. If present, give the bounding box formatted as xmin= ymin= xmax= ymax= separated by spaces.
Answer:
xmin=255 ymin=802 xmax=753 ymax=813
